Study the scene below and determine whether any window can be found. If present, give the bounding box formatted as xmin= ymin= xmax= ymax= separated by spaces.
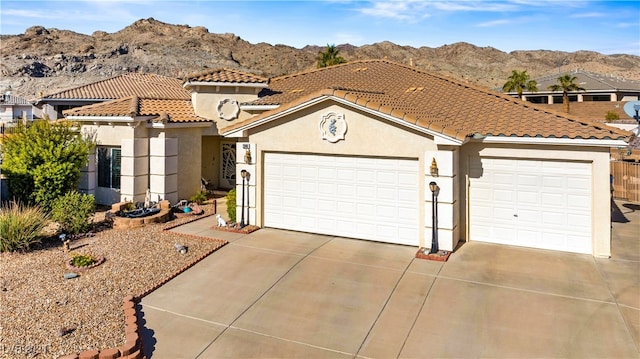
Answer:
xmin=97 ymin=147 xmax=121 ymax=189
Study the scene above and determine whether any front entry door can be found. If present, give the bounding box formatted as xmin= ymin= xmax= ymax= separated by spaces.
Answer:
xmin=220 ymin=142 xmax=236 ymax=189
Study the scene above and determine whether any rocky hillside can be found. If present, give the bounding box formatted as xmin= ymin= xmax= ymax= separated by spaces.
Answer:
xmin=2 ymin=18 xmax=640 ymax=99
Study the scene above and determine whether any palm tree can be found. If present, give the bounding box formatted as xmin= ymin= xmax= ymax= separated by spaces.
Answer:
xmin=317 ymin=44 xmax=346 ymax=68
xmin=502 ymin=70 xmax=538 ymax=100
xmin=548 ymin=73 xmax=585 ymax=113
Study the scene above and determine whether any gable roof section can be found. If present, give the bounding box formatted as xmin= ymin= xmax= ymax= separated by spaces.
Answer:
xmin=63 ymin=96 xmax=209 ymax=123
xmin=225 ymin=60 xmax=631 ymax=142
xmin=184 ymin=68 xmax=268 ymax=86
xmin=40 ymin=73 xmax=190 ymax=101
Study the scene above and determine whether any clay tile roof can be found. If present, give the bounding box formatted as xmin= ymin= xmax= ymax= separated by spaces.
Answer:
xmin=41 ymin=73 xmax=190 ymax=100
xmin=236 ymin=59 xmax=631 ymax=142
xmin=63 ymin=96 xmax=209 ymax=123
xmin=184 ymin=68 xmax=268 ymax=84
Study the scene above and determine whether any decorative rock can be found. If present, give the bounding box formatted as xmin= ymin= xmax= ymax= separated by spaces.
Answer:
xmin=64 ymin=272 xmax=79 ymax=280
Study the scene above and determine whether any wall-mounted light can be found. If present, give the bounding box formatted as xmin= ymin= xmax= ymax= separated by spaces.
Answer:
xmin=244 ymin=148 xmax=252 ymax=165
xmin=430 ymin=157 xmax=439 ymax=177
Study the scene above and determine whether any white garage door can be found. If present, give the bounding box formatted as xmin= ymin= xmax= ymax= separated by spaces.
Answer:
xmin=264 ymin=153 xmax=419 ymax=246
xmin=469 ymin=157 xmax=592 ymax=254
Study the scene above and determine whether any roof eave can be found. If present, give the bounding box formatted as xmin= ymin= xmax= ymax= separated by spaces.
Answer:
xmin=475 ymin=135 xmax=628 ymax=147
xmin=184 ymin=81 xmax=269 ymax=89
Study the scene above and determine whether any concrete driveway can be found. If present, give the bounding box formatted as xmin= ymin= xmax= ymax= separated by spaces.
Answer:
xmin=140 ymin=203 xmax=640 ymax=358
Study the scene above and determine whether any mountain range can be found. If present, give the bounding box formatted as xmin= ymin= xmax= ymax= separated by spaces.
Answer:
xmin=1 ymin=18 xmax=639 ymax=99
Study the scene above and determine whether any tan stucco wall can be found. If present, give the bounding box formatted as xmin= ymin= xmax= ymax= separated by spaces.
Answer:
xmin=245 ymin=101 xmax=439 ymax=246
xmin=191 ymin=86 xmax=262 ymax=132
xmin=83 ymin=124 xmax=136 ymax=146
xmin=459 ymin=142 xmax=612 ymax=257
xmin=149 ymin=127 xmax=203 ymax=202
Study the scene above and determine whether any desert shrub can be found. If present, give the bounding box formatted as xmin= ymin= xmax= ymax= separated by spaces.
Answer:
xmin=190 ymin=191 xmax=207 ymax=205
xmin=226 ymin=188 xmax=236 ymax=223
xmin=0 ymin=201 xmax=49 ymax=252
xmin=1 ymin=120 xmax=95 ymax=211
xmin=605 ymin=111 xmax=620 ymax=122
xmin=69 ymin=253 xmax=96 ymax=267
xmin=51 ymin=191 xmax=96 ymax=235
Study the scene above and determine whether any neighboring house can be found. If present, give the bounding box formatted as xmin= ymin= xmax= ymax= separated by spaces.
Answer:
xmin=0 ymin=92 xmax=34 ymax=125
xmin=58 ymin=60 xmax=631 ymax=258
xmin=33 ymin=73 xmax=191 ymax=119
xmin=502 ymin=69 xmax=640 ymax=122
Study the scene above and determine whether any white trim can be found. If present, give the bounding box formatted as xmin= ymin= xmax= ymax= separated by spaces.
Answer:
xmin=476 ymin=136 xmax=628 ymax=147
xmin=223 ymin=95 xmax=465 ymax=145
xmin=66 ymin=116 xmax=136 ymax=123
xmin=240 ymin=104 xmax=280 ymax=111
xmin=184 ymin=81 xmax=268 ymax=89
xmin=146 ymin=122 xmax=212 ymax=129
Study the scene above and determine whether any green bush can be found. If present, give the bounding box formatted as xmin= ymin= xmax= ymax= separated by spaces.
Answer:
xmin=0 ymin=201 xmax=49 ymax=252
xmin=70 ymin=253 xmax=96 ymax=267
xmin=189 ymin=191 xmax=207 ymax=205
xmin=226 ymin=188 xmax=236 ymax=223
xmin=605 ymin=111 xmax=620 ymax=122
xmin=1 ymin=120 xmax=95 ymax=210
xmin=51 ymin=191 xmax=96 ymax=235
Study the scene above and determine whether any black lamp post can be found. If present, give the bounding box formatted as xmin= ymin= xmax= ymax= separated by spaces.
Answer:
xmin=240 ymin=169 xmax=247 ymax=227
xmin=245 ymin=171 xmax=250 ymax=226
xmin=428 ymin=181 xmax=439 ymax=254
xmin=634 ymin=104 xmax=640 ymax=136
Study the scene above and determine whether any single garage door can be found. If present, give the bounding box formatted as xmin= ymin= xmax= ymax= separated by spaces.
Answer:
xmin=469 ymin=157 xmax=592 ymax=254
xmin=264 ymin=153 xmax=419 ymax=246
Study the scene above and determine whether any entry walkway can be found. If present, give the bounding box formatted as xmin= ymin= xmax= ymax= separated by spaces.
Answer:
xmin=139 ymin=201 xmax=639 ymax=358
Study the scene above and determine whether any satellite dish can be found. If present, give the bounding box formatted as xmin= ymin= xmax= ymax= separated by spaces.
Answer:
xmin=623 ymin=101 xmax=640 ymax=121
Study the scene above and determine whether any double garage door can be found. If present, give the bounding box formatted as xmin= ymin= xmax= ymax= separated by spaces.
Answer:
xmin=469 ymin=157 xmax=593 ymax=254
xmin=264 ymin=153 xmax=419 ymax=246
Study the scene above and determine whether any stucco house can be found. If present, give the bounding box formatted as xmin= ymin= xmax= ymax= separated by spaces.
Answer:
xmin=60 ymin=60 xmax=631 ymax=258
xmin=0 ymin=92 xmax=34 ymax=125
xmin=502 ymin=69 xmax=640 ymax=123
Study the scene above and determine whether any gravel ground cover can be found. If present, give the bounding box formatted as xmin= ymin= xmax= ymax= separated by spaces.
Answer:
xmin=0 ymin=205 xmax=225 ymax=358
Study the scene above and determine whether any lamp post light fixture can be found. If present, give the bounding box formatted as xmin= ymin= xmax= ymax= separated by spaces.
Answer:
xmin=240 ymin=169 xmax=247 ymax=227
xmin=428 ymin=181 xmax=439 ymax=254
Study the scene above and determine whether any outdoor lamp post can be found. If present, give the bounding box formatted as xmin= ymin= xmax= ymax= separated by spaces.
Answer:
xmin=240 ymin=169 xmax=247 ymax=227
xmin=634 ymin=104 xmax=640 ymax=136
xmin=244 ymin=171 xmax=250 ymax=226
xmin=428 ymin=181 xmax=439 ymax=254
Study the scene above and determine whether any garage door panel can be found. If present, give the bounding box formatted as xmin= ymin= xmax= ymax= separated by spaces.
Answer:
xmin=264 ymin=153 xmax=418 ymax=246
xmin=469 ymin=157 xmax=592 ymax=254
xmin=567 ymin=194 xmax=590 ymax=208
xmin=517 ymin=191 xmax=539 ymax=205
xmin=542 ymin=192 xmax=564 ymax=206
xmin=542 ymin=212 xmax=565 ymax=226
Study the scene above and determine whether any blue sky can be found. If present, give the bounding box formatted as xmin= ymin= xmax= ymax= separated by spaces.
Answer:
xmin=1 ymin=0 xmax=639 ymax=55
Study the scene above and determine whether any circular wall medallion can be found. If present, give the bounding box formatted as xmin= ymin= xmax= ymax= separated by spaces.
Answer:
xmin=217 ymin=98 xmax=240 ymax=121
xmin=319 ymin=112 xmax=347 ymax=143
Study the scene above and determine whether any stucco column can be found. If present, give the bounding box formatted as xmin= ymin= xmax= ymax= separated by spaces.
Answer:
xmin=149 ymin=137 xmax=178 ymax=204
xmin=79 ymin=148 xmax=96 ymax=196
xmin=424 ymin=148 xmax=460 ymax=251
xmin=236 ymin=142 xmax=256 ymax=225
xmin=120 ymin=138 xmax=149 ymax=204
